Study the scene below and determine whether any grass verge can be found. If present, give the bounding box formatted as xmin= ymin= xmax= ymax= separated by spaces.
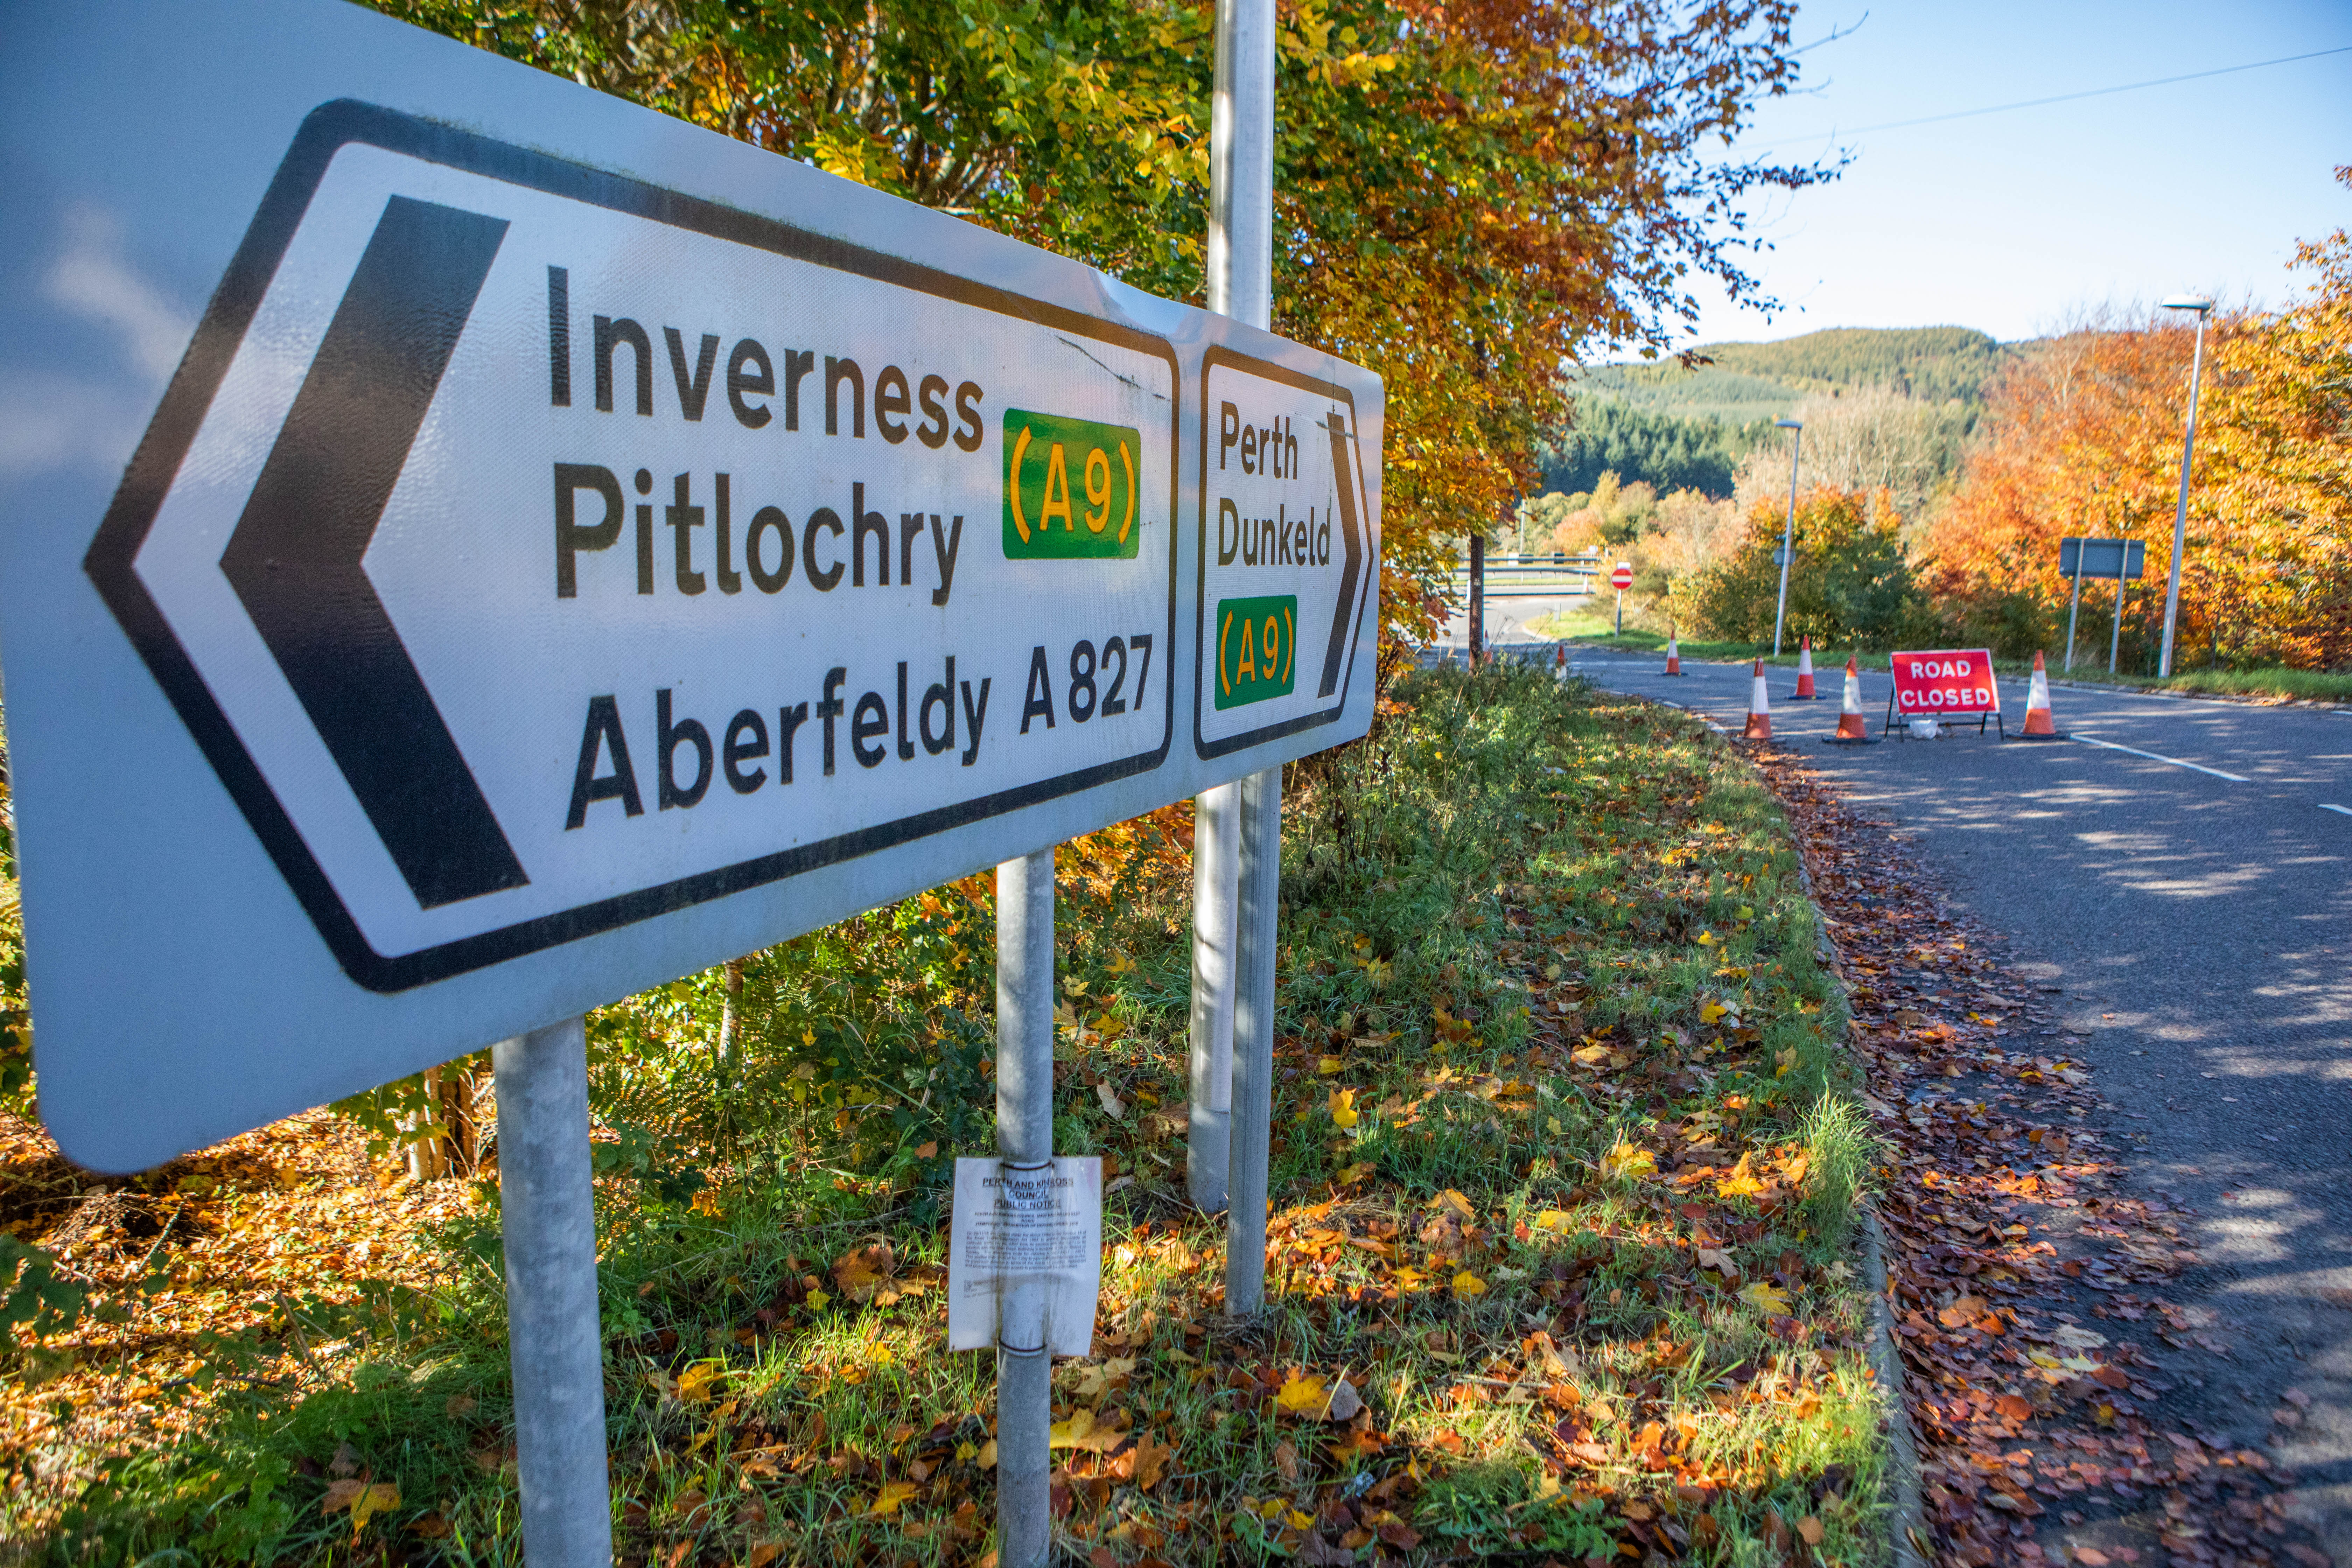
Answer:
xmin=4 ymin=664 xmax=1888 ymax=1565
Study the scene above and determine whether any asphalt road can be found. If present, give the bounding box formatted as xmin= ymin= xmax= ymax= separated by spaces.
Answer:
xmin=1545 ymin=643 xmax=2352 ymax=1559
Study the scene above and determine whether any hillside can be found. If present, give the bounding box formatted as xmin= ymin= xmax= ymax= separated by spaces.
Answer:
xmin=1545 ymin=326 xmax=2008 ymax=499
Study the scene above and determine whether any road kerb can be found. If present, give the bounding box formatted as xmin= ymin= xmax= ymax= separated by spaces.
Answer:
xmin=1793 ymin=824 xmax=1930 ymax=1568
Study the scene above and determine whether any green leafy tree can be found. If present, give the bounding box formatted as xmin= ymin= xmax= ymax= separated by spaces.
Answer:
xmin=1688 ymin=487 xmax=1928 ymax=650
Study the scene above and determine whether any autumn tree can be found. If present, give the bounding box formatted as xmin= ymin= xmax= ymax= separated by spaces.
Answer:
xmin=1686 ymin=486 xmax=1922 ymax=650
xmin=1924 ymin=172 xmax=2352 ymax=668
xmin=377 ymin=0 xmax=1830 ymax=663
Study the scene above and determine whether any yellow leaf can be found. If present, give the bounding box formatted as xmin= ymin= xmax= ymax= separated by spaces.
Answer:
xmin=1275 ymin=1374 xmax=1330 ymax=1415
xmin=1533 ymin=1209 xmax=1574 ymax=1234
xmin=1049 ymin=1407 xmax=1127 ymax=1451
xmin=1718 ymin=1150 xmax=1769 ymax=1199
xmin=1735 ymin=905 xmax=1755 ymax=922
xmin=803 ymin=1288 xmax=832 ymax=1310
xmin=328 ymin=1481 xmax=399 ymax=1533
xmin=1742 ymin=1281 xmax=1791 ymax=1316
xmin=1774 ymin=1048 xmax=1799 ymax=1079
xmin=868 ymin=1481 xmax=920 ymax=1516
xmin=1699 ymin=1002 xmax=1728 ymax=1025
xmin=1106 ymin=950 xmax=1137 ymax=974
xmin=1318 ymin=1056 xmax=1345 ymax=1076
xmin=1452 ymin=1270 xmax=1487 ymax=1297
xmin=1696 ymin=931 xmax=1715 ymax=946
xmin=977 ymin=1438 xmax=998 ymax=1468
xmin=676 ymin=1362 xmax=721 ymax=1403
xmin=1600 ymin=1142 xmax=1656 ymax=1182
xmin=1572 ymin=1044 xmax=1611 ymax=1067
xmin=1336 ymin=1160 xmax=1376 ymax=1186
xmin=1435 ymin=1188 xmax=1475 ymax=1221
xmin=1329 ymin=1088 xmax=1359 ymax=1129
xmin=1545 ymin=1116 xmax=1565 ymax=1136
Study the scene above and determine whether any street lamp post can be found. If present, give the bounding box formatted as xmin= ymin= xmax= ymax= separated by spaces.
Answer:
xmin=1771 ymin=418 xmax=1802 ymax=656
xmin=2157 ymin=295 xmax=2213 ymax=678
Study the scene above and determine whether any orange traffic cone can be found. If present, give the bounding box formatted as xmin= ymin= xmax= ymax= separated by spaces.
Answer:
xmin=1826 ymin=656 xmax=1877 ymax=744
xmin=2019 ymin=650 xmax=2065 ymax=740
xmin=1742 ymin=659 xmax=1772 ymax=740
xmin=1664 ymin=628 xmax=1682 ymax=676
xmin=1791 ymin=636 xmax=1818 ymax=699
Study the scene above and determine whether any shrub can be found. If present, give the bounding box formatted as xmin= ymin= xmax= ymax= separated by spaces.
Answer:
xmin=1687 ymin=486 xmax=1939 ymax=650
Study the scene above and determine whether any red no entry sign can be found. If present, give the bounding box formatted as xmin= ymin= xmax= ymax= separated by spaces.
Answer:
xmin=1610 ymin=562 xmax=1634 ymax=591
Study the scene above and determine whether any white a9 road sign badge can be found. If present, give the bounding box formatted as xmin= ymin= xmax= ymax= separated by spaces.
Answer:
xmin=86 ymin=103 xmax=1178 ymax=990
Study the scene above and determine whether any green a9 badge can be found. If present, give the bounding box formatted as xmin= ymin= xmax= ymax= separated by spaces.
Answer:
xmin=1213 ymin=595 xmax=1296 ymax=709
xmin=1003 ymin=409 xmax=1143 ymax=559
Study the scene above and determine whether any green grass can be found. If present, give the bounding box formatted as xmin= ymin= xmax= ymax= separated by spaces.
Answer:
xmin=8 ymin=666 xmax=1891 ymax=1566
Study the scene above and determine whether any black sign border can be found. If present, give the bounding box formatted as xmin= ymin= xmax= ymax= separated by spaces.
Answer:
xmin=84 ymin=99 xmax=1182 ymax=993
xmin=1191 ymin=346 xmax=1374 ymax=760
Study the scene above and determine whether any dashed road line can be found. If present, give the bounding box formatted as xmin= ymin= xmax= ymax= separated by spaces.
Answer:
xmin=2071 ymin=735 xmax=2250 ymax=783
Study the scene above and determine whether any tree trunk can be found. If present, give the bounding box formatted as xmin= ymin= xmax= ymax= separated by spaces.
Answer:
xmin=717 ymin=959 xmax=745 ymax=1092
xmin=407 ymin=1066 xmax=447 ymax=1181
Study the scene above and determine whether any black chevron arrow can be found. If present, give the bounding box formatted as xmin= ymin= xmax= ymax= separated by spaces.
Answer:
xmin=218 ymin=195 xmax=528 ymax=909
xmin=1316 ymin=412 xmax=1365 ymax=699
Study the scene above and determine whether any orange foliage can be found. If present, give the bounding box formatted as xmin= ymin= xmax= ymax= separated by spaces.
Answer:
xmin=1926 ymin=174 xmax=2352 ymax=668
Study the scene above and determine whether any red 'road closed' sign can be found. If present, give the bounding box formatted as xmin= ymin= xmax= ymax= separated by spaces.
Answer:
xmin=1891 ymin=649 xmax=2000 ymax=715
xmin=1610 ymin=562 xmax=1634 ymax=591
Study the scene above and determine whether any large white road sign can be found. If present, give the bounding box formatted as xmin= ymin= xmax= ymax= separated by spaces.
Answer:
xmin=0 ymin=0 xmax=1380 ymax=1171
xmin=94 ymin=104 xmax=1178 ymax=989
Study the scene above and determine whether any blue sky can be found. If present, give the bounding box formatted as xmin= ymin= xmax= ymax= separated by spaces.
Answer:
xmin=1679 ymin=0 xmax=2352 ymax=346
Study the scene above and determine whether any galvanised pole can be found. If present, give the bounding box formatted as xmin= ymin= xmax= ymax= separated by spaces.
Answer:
xmin=1772 ymin=424 xmax=1801 ymax=657
xmin=493 ymin=1015 xmax=614 ymax=1568
xmin=2158 ymin=307 xmax=2210 ymax=678
xmin=993 ymin=848 xmax=1056 ymax=1568
xmin=1189 ymin=0 xmax=1275 ymax=1219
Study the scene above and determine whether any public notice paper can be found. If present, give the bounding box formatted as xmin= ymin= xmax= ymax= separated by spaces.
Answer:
xmin=946 ymin=1156 xmax=1102 ymax=1356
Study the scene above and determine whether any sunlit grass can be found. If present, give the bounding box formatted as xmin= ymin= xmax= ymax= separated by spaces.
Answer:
xmin=10 ymin=664 xmax=1893 ymax=1566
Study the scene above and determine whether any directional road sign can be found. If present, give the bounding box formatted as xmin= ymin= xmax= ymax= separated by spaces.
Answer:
xmin=2058 ymin=537 xmax=2146 ymax=581
xmin=1194 ymin=349 xmax=1375 ymax=756
xmin=0 ymin=0 xmax=1382 ymax=1172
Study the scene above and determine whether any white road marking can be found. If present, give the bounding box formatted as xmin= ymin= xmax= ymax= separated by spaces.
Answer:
xmin=2319 ymin=804 xmax=2352 ymax=818
xmin=2071 ymin=735 xmax=2250 ymax=783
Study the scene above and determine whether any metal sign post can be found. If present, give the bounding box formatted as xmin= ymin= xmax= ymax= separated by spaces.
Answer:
xmin=992 ymin=849 xmax=1055 ymax=1568
xmin=4 ymin=4 xmax=1384 ymax=1562
xmin=491 ymin=1016 xmax=612 ymax=1566
xmin=1189 ymin=0 xmax=1276 ymax=1223
xmin=2064 ymin=543 xmax=2087 ymax=671
xmin=1200 ymin=0 xmax=1280 ymax=1320
xmin=2057 ymin=538 xmax=2144 ymax=676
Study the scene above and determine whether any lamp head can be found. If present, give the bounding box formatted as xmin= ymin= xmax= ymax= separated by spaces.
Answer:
xmin=2160 ymin=295 xmax=2214 ymax=314
xmin=1774 ymin=418 xmax=1803 ymax=430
